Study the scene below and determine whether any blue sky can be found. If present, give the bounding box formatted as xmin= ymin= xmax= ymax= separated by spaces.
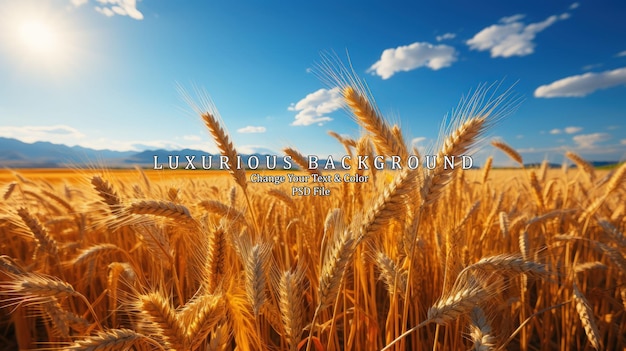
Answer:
xmin=0 ymin=0 xmax=625 ymax=166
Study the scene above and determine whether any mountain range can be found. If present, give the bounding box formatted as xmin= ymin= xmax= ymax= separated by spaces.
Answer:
xmin=0 ymin=137 xmax=286 ymax=169
xmin=0 ymin=137 xmax=620 ymax=169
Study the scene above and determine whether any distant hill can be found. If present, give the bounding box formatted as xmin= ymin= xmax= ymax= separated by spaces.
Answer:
xmin=0 ymin=137 xmax=289 ymax=169
xmin=0 ymin=137 xmax=136 ymax=167
xmin=0 ymin=137 xmax=620 ymax=169
xmin=523 ymin=161 xmax=620 ymax=168
xmin=523 ymin=162 xmax=562 ymax=168
xmin=493 ymin=161 xmax=621 ymax=169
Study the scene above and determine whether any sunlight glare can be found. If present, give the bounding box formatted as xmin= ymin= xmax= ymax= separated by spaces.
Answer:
xmin=19 ymin=20 xmax=57 ymax=53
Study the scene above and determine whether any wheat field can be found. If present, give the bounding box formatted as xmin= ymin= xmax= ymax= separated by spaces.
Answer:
xmin=1 ymin=73 xmax=625 ymax=351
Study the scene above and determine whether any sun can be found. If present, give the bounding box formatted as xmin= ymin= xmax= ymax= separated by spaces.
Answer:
xmin=0 ymin=1 xmax=81 ymax=74
xmin=19 ymin=20 xmax=58 ymax=53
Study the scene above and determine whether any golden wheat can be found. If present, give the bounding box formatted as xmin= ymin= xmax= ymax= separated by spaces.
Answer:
xmin=0 ymin=72 xmax=624 ymax=351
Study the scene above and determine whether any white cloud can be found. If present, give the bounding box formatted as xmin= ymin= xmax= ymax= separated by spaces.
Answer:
xmin=237 ymin=126 xmax=266 ymax=134
xmin=569 ymin=2 xmax=580 ymax=10
xmin=95 ymin=0 xmax=143 ymax=20
xmin=70 ymin=0 xmax=88 ymax=6
xmin=534 ymin=67 xmax=626 ymax=98
xmin=237 ymin=145 xmax=277 ymax=155
xmin=564 ymin=126 xmax=582 ymax=134
xmin=500 ymin=14 xmax=526 ymax=24
xmin=129 ymin=140 xmax=193 ymax=151
xmin=411 ymin=137 xmax=427 ymax=145
xmin=573 ymin=133 xmax=610 ymax=148
xmin=0 ymin=125 xmax=221 ymax=152
xmin=550 ymin=126 xmax=582 ymax=135
xmin=467 ymin=13 xmax=569 ymax=58
xmin=616 ymin=50 xmax=626 ymax=57
xmin=519 ymin=144 xmax=625 ymax=158
xmin=517 ymin=146 xmax=566 ymax=154
xmin=0 ymin=125 xmax=86 ymax=144
xmin=367 ymin=42 xmax=457 ymax=79
xmin=621 ymin=139 xmax=626 ymax=145
xmin=183 ymin=135 xmax=201 ymax=141
xmin=95 ymin=6 xmax=115 ymax=16
xmin=436 ymin=33 xmax=456 ymax=42
xmin=289 ymin=87 xmax=342 ymax=126
xmin=582 ymin=63 xmax=603 ymax=71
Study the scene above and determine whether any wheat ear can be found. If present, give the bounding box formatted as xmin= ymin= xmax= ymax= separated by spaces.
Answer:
xmin=314 ymin=53 xmax=408 ymax=158
xmin=267 ymin=188 xmax=297 ymax=209
xmin=199 ymin=200 xmax=247 ymax=225
xmin=604 ymin=161 xmax=626 ymax=196
xmin=3 ymin=181 xmax=17 ymax=200
xmin=1 ymin=272 xmax=102 ymax=329
xmin=423 ymin=116 xmax=487 ymax=205
xmin=355 ymin=167 xmax=420 ymax=243
xmin=72 ymin=244 xmax=124 ymax=266
xmin=342 ymin=86 xmax=408 ymax=158
xmin=428 ymin=276 xmax=491 ymax=325
xmin=276 ymin=269 xmax=306 ymax=351
xmin=565 ymin=151 xmax=596 ymax=182
xmin=204 ymin=226 xmax=226 ymax=293
xmin=202 ymin=112 xmax=248 ymax=191
xmin=469 ymin=306 xmax=496 ymax=351
xmin=373 ymin=250 xmax=408 ymax=298
xmin=598 ymin=219 xmax=626 ymax=248
xmin=91 ymin=175 xmax=122 ymax=214
xmin=127 ymin=200 xmax=193 ymax=222
xmin=41 ymin=297 xmax=71 ymax=337
xmin=66 ymin=329 xmax=156 ymax=351
xmin=574 ymin=261 xmax=607 ymax=273
xmin=572 ymin=283 xmax=602 ymax=350
xmin=137 ymin=292 xmax=186 ymax=350
xmin=236 ymin=236 xmax=272 ymax=317
xmin=16 ymin=208 xmax=59 ymax=260
xmin=318 ymin=226 xmax=356 ymax=310
xmin=460 ymin=254 xmax=548 ymax=278
xmin=179 ymin=292 xmax=226 ymax=349
xmin=491 ymin=140 xmax=523 ymax=166
xmin=529 ymin=170 xmax=545 ymax=210
xmin=482 ymin=156 xmax=493 ymax=184
xmin=283 ymin=147 xmax=321 ymax=176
